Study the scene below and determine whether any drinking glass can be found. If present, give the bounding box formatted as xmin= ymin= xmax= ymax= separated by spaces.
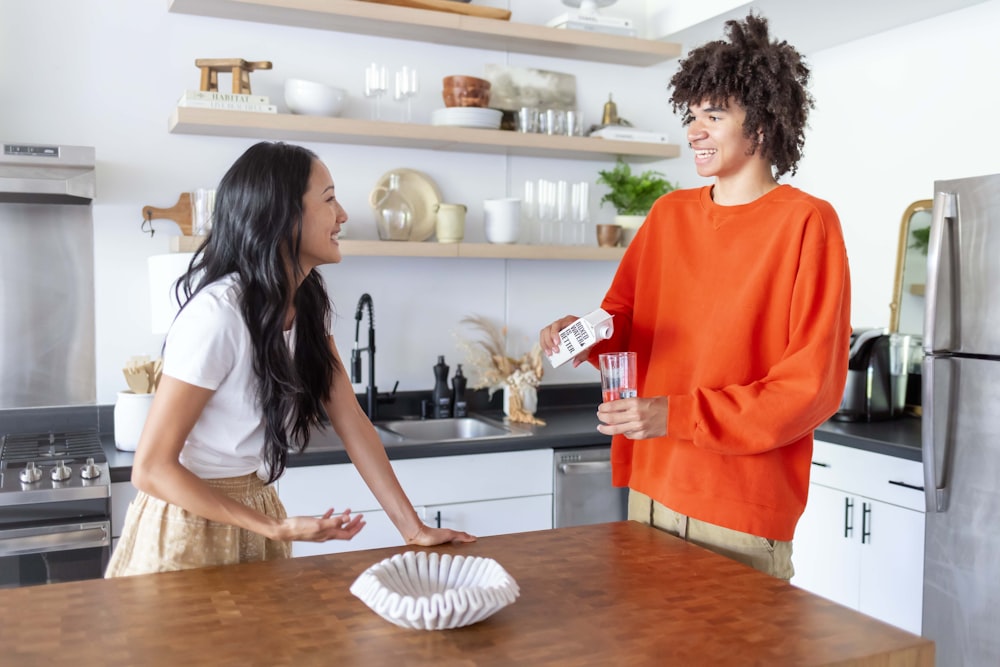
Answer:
xmin=393 ymin=66 xmax=418 ymax=122
xmin=599 ymin=352 xmax=638 ymax=402
xmin=889 ymin=333 xmax=912 ymax=416
xmin=364 ymin=63 xmax=387 ymax=120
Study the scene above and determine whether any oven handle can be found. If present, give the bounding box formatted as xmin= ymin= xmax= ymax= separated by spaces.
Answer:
xmin=0 ymin=521 xmax=110 ymax=557
xmin=558 ymin=461 xmax=612 ymax=474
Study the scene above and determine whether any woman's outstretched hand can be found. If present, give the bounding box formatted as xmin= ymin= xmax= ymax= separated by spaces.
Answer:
xmin=277 ymin=508 xmax=366 ymax=542
xmin=405 ymin=524 xmax=477 ymax=547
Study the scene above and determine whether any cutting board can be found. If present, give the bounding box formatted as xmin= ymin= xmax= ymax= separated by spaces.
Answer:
xmin=143 ymin=193 xmax=193 ymax=236
xmin=357 ymin=0 xmax=512 ymax=21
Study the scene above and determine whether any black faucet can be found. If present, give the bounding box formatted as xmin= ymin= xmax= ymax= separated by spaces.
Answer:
xmin=350 ymin=293 xmax=396 ymax=420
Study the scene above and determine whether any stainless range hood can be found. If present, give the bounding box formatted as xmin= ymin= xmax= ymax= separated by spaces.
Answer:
xmin=0 ymin=143 xmax=95 ymax=204
xmin=0 ymin=142 xmax=96 ymax=409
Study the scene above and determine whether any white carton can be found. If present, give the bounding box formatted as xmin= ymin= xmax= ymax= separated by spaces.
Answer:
xmin=547 ymin=308 xmax=614 ymax=368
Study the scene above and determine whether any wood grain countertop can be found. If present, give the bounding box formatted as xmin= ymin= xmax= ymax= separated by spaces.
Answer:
xmin=0 ymin=522 xmax=932 ymax=666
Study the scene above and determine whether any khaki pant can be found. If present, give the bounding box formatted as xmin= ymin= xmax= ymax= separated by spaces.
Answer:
xmin=106 ymin=473 xmax=291 ymax=578
xmin=628 ymin=489 xmax=794 ymax=580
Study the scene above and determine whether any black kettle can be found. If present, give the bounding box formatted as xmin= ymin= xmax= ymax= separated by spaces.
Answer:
xmin=833 ymin=328 xmax=893 ymax=422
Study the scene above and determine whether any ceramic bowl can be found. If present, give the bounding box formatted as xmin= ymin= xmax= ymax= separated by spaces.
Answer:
xmin=442 ymin=75 xmax=491 ymax=108
xmin=350 ymin=551 xmax=519 ymax=630
xmin=284 ymin=78 xmax=347 ymax=116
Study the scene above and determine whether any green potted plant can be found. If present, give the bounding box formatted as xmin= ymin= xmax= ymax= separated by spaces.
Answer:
xmin=596 ymin=159 xmax=677 ymax=244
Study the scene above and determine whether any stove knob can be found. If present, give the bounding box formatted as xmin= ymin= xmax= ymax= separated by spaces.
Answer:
xmin=51 ymin=459 xmax=72 ymax=482
xmin=80 ymin=457 xmax=101 ymax=480
xmin=19 ymin=461 xmax=43 ymax=484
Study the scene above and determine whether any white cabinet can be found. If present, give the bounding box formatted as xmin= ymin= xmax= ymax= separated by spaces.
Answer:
xmin=792 ymin=438 xmax=925 ymax=635
xmin=278 ymin=449 xmax=553 ymax=557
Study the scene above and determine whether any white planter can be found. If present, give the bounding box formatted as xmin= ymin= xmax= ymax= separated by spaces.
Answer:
xmin=613 ymin=214 xmax=646 ymax=246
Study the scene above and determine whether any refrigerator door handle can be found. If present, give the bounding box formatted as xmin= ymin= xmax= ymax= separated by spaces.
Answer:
xmin=923 ymin=356 xmax=952 ymax=512
xmin=924 ymin=191 xmax=958 ymax=353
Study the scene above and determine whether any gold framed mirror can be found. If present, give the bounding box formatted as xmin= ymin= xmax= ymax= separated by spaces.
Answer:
xmin=889 ymin=199 xmax=933 ymax=335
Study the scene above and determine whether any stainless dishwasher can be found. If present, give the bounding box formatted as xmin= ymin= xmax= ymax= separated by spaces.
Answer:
xmin=553 ymin=446 xmax=628 ymax=528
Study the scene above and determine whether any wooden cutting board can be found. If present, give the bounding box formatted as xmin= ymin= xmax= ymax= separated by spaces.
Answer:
xmin=357 ymin=0 xmax=512 ymax=21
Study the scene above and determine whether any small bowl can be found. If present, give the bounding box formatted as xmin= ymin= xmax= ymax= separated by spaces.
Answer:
xmin=350 ymin=551 xmax=519 ymax=631
xmin=442 ymin=75 xmax=491 ymax=108
xmin=284 ymin=78 xmax=347 ymax=116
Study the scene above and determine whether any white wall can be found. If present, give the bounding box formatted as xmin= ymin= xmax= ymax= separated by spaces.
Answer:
xmin=1 ymin=0 xmax=997 ymax=404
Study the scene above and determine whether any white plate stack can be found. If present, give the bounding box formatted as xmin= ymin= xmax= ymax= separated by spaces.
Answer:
xmin=431 ymin=107 xmax=503 ymax=129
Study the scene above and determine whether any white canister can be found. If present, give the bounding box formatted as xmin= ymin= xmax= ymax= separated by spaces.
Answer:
xmin=114 ymin=390 xmax=155 ymax=451
xmin=483 ymin=198 xmax=521 ymax=244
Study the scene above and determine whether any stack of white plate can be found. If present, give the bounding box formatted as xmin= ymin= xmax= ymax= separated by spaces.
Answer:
xmin=431 ymin=107 xmax=502 ymax=129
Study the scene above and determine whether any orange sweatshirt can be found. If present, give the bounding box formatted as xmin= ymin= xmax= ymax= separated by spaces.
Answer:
xmin=594 ymin=184 xmax=852 ymax=541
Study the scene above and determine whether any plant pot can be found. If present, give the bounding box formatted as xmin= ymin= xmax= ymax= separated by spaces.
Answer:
xmin=614 ymin=214 xmax=646 ymax=247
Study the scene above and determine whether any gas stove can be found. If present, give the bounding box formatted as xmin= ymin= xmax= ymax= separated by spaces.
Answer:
xmin=0 ymin=429 xmax=110 ymax=506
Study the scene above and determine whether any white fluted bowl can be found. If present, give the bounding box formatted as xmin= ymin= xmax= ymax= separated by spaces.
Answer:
xmin=349 ymin=551 xmax=519 ymax=631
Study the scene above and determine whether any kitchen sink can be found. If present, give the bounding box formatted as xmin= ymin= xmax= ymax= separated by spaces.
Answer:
xmin=375 ymin=416 xmax=531 ymax=443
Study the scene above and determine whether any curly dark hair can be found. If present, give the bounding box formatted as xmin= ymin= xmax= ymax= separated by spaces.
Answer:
xmin=668 ymin=12 xmax=813 ymax=179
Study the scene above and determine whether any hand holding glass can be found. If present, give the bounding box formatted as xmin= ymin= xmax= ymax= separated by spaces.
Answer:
xmin=599 ymin=352 xmax=638 ymax=402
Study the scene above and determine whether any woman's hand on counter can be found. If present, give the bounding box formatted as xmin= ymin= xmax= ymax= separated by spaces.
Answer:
xmin=406 ymin=524 xmax=477 ymax=547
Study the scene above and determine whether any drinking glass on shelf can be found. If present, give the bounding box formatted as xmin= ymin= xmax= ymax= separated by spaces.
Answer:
xmin=537 ymin=179 xmax=557 ymax=245
xmin=555 ymin=179 xmax=570 ymax=244
xmin=522 ymin=179 xmax=537 ymax=244
xmin=393 ymin=66 xmax=418 ymax=122
xmin=571 ymin=181 xmax=589 ymax=245
xmin=364 ymin=62 xmax=387 ymax=120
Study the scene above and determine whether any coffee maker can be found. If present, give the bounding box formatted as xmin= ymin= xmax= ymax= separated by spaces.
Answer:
xmin=833 ymin=328 xmax=893 ymax=422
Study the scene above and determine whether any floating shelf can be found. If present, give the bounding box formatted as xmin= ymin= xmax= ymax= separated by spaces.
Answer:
xmin=167 ymin=0 xmax=682 ymax=67
xmin=169 ymin=108 xmax=680 ymax=162
xmin=170 ymin=235 xmax=625 ymax=260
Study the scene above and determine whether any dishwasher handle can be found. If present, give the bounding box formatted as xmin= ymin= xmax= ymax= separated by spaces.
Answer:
xmin=558 ymin=461 xmax=612 ymax=474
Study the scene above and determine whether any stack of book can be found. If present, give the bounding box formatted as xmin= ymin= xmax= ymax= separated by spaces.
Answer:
xmin=177 ymin=90 xmax=277 ymax=113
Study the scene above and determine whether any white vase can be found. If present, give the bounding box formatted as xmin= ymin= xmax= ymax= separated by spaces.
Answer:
xmin=503 ymin=384 xmax=538 ymax=417
xmin=614 ymin=214 xmax=646 ymax=247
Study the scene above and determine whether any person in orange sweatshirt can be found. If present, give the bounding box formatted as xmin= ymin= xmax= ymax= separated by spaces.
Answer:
xmin=540 ymin=12 xmax=851 ymax=579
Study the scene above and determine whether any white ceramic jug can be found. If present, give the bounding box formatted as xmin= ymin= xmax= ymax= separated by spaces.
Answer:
xmin=483 ymin=198 xmax=521 ymax=244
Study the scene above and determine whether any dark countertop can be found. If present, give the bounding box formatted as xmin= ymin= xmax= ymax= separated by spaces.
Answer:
xmin=0 ymin=385 xmax=923 ymax=484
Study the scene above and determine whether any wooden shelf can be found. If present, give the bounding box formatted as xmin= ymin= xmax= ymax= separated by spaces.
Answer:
xmin=167 ymin=0 xmax=682 ymax=67
xmin=169 ymin=108 xmax=680 ymax=162
xmin=170 ymin=235 xmax=625 ymax=260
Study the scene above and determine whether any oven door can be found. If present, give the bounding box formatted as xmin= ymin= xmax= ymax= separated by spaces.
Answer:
xmin=0 ymin=520 xmax=110 ymax=588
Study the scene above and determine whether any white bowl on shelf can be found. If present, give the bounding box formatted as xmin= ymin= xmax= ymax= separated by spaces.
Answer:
xmin=350 ymin=551 xmax=519 ymax=630
xmin=284 ymin=78 xmax=347 ymax=116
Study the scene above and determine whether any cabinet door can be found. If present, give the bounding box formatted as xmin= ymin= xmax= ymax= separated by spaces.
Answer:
xmin=858 ymin=499 xmax=925 ymax=635
xmin=792 ymin=484 xmax=861 ymax=609
xmin=425 ymin=495 xmax=552 ymax=537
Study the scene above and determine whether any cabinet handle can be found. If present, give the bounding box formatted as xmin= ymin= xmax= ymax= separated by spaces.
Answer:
xmin=811 ymin=461 xmax=831 ymax=468
xmin=844 ymin=497 xmax=854 ymax=538
xmin=862 ymin=502 xmax=872 ymax=544
xmin=435 ymin=510 xmax=442 ymax=529
xmin=888 ymin=479 xmax=925 ymax=492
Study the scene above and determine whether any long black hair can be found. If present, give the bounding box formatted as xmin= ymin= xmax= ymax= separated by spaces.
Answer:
xmin=668 ymin=12 xmax=813 ymax=179
xmin=175 ymin=141 xmax=337 ymax=483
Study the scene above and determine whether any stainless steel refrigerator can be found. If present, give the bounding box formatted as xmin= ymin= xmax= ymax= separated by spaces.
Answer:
xmin=922 ymin=172 xmax=1000 ymax=665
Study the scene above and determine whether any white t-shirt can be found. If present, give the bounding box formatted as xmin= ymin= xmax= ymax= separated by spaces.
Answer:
xmin=163 ymin=274 xmax=293 ymax=480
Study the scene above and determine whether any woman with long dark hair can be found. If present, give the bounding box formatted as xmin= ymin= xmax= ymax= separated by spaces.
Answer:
xmin=107 ymin=141 xmax=474 ymax=576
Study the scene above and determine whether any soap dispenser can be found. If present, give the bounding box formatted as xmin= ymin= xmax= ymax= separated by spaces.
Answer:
xmin=431 ymin=355 xmax=451 ymax=419
xmin=452 ymin=364 xmax=468 ymax=418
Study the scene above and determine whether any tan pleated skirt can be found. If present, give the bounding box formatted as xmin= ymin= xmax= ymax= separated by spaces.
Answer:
xmin=105 ymin=473 xmax=291 ymax=578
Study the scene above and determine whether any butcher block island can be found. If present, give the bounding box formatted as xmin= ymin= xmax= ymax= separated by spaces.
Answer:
xmin=0 ymin=522 xmax=931 ymax=666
